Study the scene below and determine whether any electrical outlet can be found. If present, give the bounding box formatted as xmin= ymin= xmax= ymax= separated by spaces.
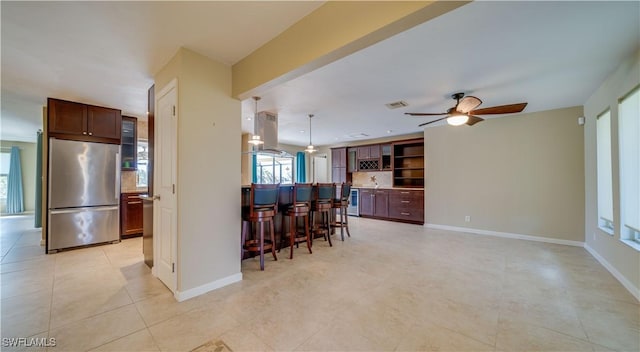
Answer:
xmin=465 ymin=215 xmax=471 ymax=222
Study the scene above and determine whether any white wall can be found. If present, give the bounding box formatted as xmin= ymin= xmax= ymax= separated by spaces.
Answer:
xmin=583 ymin=49 xmax=640 ymax=299
xmin=155 ymin=48 xmax=241 ymax=297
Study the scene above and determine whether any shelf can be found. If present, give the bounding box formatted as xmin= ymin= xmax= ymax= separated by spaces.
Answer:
xmin=394 ymin=177 xmax=424 ymax=179
xmin=394 ymin=155 xmax=424 ymax=159
xmin=394 ymin=167 xmax=423 ymax=170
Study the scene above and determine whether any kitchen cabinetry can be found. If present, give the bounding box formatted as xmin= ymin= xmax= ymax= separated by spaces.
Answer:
xmin=121 ymin=116 xmax=137 ymax=170
xmin=388 ymin=189 xmax=424 ymax=223
xmin=359 ymin=189 xmax=389 ymax=218
xmin=381 ymin=144 xmax=392 ymax=170
xmin=347 ymin=148 xmax=357 ymax=172
xmin=48 ymin=98 xmax=122 ymax=144
xmin=393 ymin=139 xmax=424 ymax=187
xmin=357 ymin=144 xmax=381 ymax=170
xmin=121 ymin=192 xmax=144 ymax=237
xmin=359 ymin=188 xmax=423 ymax=224
xmin=331 ymin=147 xmax=347 ymax=183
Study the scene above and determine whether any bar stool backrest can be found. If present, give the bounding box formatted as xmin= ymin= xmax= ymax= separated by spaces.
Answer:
xmin=294 ymin=183 xmax=313 ymax=206
xmin=316 ymin=183 xmax=335 ymax=203
xmin=250 ymin=183 xmax=280 ymax=213
xmin=341 ymin=183 xmax=352 ymax=201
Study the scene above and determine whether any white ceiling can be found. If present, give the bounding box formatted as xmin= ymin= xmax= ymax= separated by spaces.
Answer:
xmin=2 ymin=1 xmax=639 ymax=146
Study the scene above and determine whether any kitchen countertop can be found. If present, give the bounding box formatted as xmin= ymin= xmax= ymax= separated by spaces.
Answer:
xmin=122 ymin=188 xmax=148 ymax=194
xmin=351 ymin=185 xmax=424 ymax=190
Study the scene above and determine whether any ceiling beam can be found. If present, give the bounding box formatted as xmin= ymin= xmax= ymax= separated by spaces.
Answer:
xmin=232 ymin=1 xmax=470 ymax=99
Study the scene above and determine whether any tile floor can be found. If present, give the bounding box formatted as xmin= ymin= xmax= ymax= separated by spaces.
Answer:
xmin=1 ymin=215 xmax=638 ymax=351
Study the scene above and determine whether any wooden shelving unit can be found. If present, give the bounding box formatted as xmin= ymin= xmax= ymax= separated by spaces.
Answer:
xmin=392 ymin=139 xmax=424 ymax=187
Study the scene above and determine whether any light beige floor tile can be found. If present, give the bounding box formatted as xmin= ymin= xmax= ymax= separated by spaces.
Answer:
xmin=0 ymin=266 xmax=54 ymax=299
xmin=148 ymin=306 xmax=240 ymax=352
xmin=49 ymin=286 xmax=133 ymax=329
xmin=1 ymin=289 xmax=52 ymax=338
xmin=218 ymin=325 xmax=275 ymax=352
xmin=396 ymin=321 xmax=495 ymax=351
xmin=295 ymin=321 xmax=384 ymax=351
xmin=574 ymin=294 xmax=640 ymax=351
xmin=124 ymin=274 xmax=171 ymax=302
xmin=48 ymin=304 xmax=146 ymax=351
xmin=134 ymin=291 xmax=203 ymax=326
xmin=1 ymin=245 xmax=47 ymax=264
xmin=89 ymin=328 xmax=160 ymax=352
xmin=495 ymin=318 xmax=595 ymax=352
xmin=0 ymin=255 xmax=56 ymax=274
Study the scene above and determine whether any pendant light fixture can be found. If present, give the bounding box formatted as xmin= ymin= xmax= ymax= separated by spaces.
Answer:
xmin=305 ymin=114 xmax=317 ymax=153
xmin=248 ymin=96 xmax=264 ymax=146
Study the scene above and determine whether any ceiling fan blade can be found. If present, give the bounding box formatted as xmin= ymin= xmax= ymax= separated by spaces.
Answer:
xmin=418 ymin=117 xmax=448 ymax=127
xmin=465 ymin=115 xmax=484 ymax=126
xmin=456 ymin=96 xmax=482 ymax=113
xmin=405 ymin=112 xmax=447 ymax=116
xmin=470 ymin=102 xmax=528 ymax=115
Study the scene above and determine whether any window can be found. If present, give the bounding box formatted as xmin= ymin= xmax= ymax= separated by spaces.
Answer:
xmin=596 ymin=109 xmax=614 ymax=233
xmin=0 ymin=151 xmax=10 ymax=199
xmin=255 ymin=153 xmax=294 ymax=184
xmin=619 ymin=86 xmax=640 ymax=243
xmin=136 ymin=141 xmax=148 ymax=187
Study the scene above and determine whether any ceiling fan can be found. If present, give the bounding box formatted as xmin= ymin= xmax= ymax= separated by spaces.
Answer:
xmin=405 ymin=92 xmax=528 ymax=127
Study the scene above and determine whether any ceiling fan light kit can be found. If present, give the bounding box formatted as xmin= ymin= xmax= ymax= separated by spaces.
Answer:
xmin=405 ymin=92 xmax=528 ymax=127
xmin=447 ymin=114 xmax=469 ymax=126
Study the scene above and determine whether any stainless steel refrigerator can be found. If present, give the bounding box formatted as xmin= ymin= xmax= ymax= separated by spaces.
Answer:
xmin=47 ymin=138 xmax=120 ymax=253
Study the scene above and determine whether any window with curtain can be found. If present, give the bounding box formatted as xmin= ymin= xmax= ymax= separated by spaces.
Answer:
xmin=137 ymin=140 xmax=149 ymax=187
xmin=619 ymin=86 xmax=640 ymax=244
xmin=255 ymin=153 xmax=294 ymax=184
xmin=596 ymin=109 xmax=614 ymax=233
xmin=0 ymin=151 xmax=10 ymax=200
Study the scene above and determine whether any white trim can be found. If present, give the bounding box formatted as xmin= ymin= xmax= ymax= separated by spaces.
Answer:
xmin=584 ymin=243 xmax=640 ymax=302
xmin=424 ymin=223 xmax=584 ymax=247
xmin=174 ymin=272 xmax=243 ymax=302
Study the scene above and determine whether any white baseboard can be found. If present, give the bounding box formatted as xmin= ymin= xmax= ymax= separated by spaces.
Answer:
xmin=174 ymin=272 xmax=243 ymax=302
xmin=584 ymin=244 xmax=640 ymax=302
xmin=424 ymin=223 xmax=584 ymax=247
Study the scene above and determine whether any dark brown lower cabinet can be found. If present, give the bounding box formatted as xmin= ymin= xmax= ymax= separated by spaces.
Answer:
xmin=121 ymin=192 xmax=144 ymax=238
xmin=358 ymin=188 xmax=423 ymax=224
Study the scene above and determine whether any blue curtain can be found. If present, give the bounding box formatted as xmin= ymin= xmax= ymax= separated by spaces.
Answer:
xmin=35 ymin=132 xmax=43 ymax=227
xmin=6 ymin=146 xmax=24 ymax=214
xmin=251 ymin=154 xmax=258 ymax=183
xmin=296 ymin=151 xmax=306 ymax=183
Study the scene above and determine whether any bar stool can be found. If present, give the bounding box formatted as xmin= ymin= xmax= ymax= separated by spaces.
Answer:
xmin=311 ymin=183 xmax=335 ymax=247
xmin=241 ymin=183 xmax=279 ymax=270
xmin=280 ymin=183 xmax=313 ymax=259
xmin=331 ymin=182 xmax=351 ymax=241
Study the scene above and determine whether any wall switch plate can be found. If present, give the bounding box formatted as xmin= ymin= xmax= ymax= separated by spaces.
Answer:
xmin=465 ymin=216 xmax=471 ymax=222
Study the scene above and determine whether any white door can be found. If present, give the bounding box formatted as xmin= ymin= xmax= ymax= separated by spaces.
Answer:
xmin=313 ymin=155 xmax=328 ymax=183
xmin=154 ymin=80 xmax=178 ymax=293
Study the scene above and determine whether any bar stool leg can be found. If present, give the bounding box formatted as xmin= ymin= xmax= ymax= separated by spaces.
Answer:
xmin=325 ymin=211 xmax=332 ymax=247
xmin=241 ymin=220 xmax=248 ymax=260
xmin=339 ymin=208 xmax=345 ymax=241
xmin=289 ymin=215 xmax=295 ymax=259
xmin=305 ymin=215 xmax=312 ymax=253
xmin=270 ymin=219 xmax=277 ymax=261
xmin=344 ymin=205 xmax=351 ymax=237
xmin=259 ymin=221 xmax=265 ymax=271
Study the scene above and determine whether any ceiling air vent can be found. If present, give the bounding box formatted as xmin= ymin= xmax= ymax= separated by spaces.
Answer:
xmin=385 ymin=100 xmax=408 ymax=109
xmin=348 ymin=133 xmax=370 ymax=139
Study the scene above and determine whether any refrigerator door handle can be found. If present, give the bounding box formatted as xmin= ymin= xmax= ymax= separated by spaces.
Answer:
xmin=50 ymin=205 xmax=119 ymax=215
xmin=115 ymin=152 xmax=121 ymax=200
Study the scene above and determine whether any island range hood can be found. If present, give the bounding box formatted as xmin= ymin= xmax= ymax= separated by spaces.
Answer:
xmin=251 ymin=111 xmax=292 ymax=157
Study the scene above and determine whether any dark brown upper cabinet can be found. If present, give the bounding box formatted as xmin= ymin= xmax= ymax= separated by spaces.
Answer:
xmin=48 ymin=98 xmax=122 ymax=144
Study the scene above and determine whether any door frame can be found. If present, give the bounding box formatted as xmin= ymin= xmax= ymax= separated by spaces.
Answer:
xmin=152 ymin=78 xmax=178 ymax=294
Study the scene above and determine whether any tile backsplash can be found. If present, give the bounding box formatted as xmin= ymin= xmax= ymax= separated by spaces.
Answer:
xmin=121 ymin=171 xmax=147 ymax=193
xmin=352 ymin=171 xmax=392 ymax=188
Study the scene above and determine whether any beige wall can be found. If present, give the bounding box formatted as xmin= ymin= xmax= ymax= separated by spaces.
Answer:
xmin=154 ymin=48 xmax=241 ymax=294
xmin=583 ymin=49 xmax=640 ymax=297
xmin=1 ymin=140 xmax=38 ymax=213
xmin=424 ymin=106 xmax=585 ymax=242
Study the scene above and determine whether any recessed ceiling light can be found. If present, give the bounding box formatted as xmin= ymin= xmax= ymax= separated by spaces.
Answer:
xmin=387 ymin=130 xmax=393 ymax=134
xmin=299 ymin=130 xmax=305 ymax=133
xmin=247 ymin=117 xmax=252 ymax=120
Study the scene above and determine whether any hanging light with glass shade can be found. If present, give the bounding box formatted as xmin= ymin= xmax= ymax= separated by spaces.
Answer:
xmin=305 ymin=114 xmax=317 ymax=153
xmin=248 ymin=96 xmax=264 ymax=146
